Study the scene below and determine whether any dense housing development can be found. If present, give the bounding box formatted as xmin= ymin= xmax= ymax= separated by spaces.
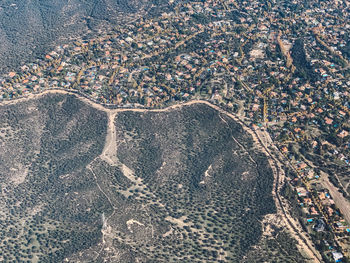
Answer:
xmin=0 ymin=0 xmax=349 ymax=261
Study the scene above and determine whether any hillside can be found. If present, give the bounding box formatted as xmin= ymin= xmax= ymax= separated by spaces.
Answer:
xmin=0 ymin=93 xmax=304 ymax=262
xmin=0 ymin=0 xmax=150 ymax=73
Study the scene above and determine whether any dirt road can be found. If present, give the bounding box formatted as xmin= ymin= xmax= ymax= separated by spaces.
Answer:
xmin=0 ymin=89 xmax=322 ymax=262
xmin=320 ymin=171 xmax=350 ymax=224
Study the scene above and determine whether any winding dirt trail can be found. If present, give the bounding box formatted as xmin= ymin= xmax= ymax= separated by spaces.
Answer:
xmin=254 ymin=130 xmax=322 ymax=262
xmin=0 ymin=89 xmax=322 ymax=261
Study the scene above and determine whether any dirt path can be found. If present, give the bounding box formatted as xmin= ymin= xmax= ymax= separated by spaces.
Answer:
xmin=300 ymin=155 xmax=350 ymax=224
xmin=100 ymin=111 xmax=118 ymax=165
xmin=0 ymin=89 xmax=322 ymax=261
xmin=218 ymin=111 xmax=320 ymax=260
xmin=253 ymin=129 xmax=322 ymax=262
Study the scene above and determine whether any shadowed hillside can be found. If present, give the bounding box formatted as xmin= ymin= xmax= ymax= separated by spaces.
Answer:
xmin=0 ymin=94 xmax=109 ymax=261
xmin=0 ymin=0 xmax=150 ymax=73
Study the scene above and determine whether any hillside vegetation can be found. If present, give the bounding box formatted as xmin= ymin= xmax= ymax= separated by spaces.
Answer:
xmin=0 ymin=0 xmax=150 ymax=73
xmin=0 ymin=93 xmax=304 ymax=262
